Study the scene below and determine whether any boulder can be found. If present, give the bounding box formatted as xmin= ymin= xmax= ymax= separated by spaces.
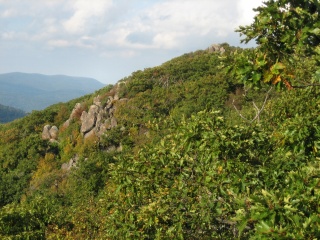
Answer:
xmin=42 ymin=125 xmax=51 ymax=140
xmin=63 ymin=103 xmax=83 ymax=128
xmin=49 ymin=126 xmax=59 ymax=139
xmin=80 ymin=105 xmax=99 ymax=134
xmin=42 ymin=125 xmax=59 ymax=141
xmin=70 ymin=103 xmax=83 ymax=120
xmin=208 ymin=44 xmax=225 ymax=54
xmin=84 ymin=129 xmax=96 ymax=139
xmin=106 ymin=96 xmax=114 ymax=109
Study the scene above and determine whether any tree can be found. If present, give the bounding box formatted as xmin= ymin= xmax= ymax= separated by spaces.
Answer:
xmin=235 ymin=0 xmax=320 ymax=89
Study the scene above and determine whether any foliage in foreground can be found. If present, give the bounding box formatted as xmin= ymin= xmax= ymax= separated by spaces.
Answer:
xmin=103 ymin=88 xmax=320 ymax=239
xmin=0 ymin=0 xmax=320 ymax=238
xmin=1 ymin=87 xmax=319 ymax=239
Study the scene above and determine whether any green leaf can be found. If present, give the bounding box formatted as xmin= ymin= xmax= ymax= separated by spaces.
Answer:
xmin=252 ymin=72 xmax=262 ymax=83
xmin=237 ymin=219 xmax=248 ymax=237
xmin=256 ymin=221 xmax=272 ymax=233
xmin=271 ymin=62 xmax=285 ymax=71
xmin=310 ymin=28 xmax=320 ymax=36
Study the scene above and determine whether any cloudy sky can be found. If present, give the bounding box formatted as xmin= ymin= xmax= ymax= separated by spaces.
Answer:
xmin=0 ymin=0 xmax=264 ymax=84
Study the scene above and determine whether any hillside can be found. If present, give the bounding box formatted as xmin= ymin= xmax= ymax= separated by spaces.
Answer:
xmin=0 ymin=72 xmax=105 ymax=112
xmin=0 ymin=1 xmax=319 ymax=238
xmin=0 ymin=104 xmax=26 ymax=123
xmin=0 ymin=42 xmax=319 ymax=238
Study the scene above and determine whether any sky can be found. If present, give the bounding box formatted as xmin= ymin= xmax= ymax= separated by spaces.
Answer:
xmin=0 ymin=0 xmax=264 ymax=84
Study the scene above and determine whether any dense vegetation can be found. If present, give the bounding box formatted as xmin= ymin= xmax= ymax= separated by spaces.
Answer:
xmin=0 ymin=0 xmax=319 ymax=239
xmin=0 ymin=104 xmax=26 ymax=123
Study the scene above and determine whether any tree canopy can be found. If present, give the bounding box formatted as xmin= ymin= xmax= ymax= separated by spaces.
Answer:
xmin=235 ymin=0 xmax=320 ymax=89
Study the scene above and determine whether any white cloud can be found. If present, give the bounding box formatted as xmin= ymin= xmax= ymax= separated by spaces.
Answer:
xmin=0 ymin=0 xmax=265 ymax=83
xmin=237 ymin=0 xmax=264 ymax=26
xmin=63 ymin=0 xmax=113 ymax=34
xmin=83 ymin=0 xmax=243 ymax=55
xmin=1 ymin=9 xmax=17 ymax=18
xmin=0 ymin=0 xmax=264 ymax=51
xmin=47 ymin=39 xmax=71 ymax=48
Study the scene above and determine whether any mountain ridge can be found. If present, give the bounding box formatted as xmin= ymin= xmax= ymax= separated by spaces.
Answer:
xmin=0 ymin=103 xmax=26 ymax=123
xmin=0 ymin=72 xmax=105 ymax=112
xmin=0 ymin=43 xmax=319 ymax=239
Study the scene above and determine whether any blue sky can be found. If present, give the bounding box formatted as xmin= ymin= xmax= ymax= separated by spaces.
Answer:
xmin=0 ymin=0 xmax=264 ymax=84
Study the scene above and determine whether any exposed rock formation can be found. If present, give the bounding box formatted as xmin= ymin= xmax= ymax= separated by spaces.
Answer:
xmin=80 ymin=105 xmax=99 ymax=134
xmin=79 ymin=96 xmax=109 ymax=138
xmin=208 ymin=44 xmax=225 ymax=54
xmin=42 ymin=125 xmax=59 ymax=142
xmin=61 ymin=92 xmax=124 ymax=139
xmin=63 ymin=103 xmax=83 ymax=128
xmin=45 ymin=84 xmax=128 ymax=153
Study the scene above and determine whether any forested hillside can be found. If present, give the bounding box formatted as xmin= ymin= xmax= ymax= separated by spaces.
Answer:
xmin=0 ymin=104 xmax=26 ymax=123
xmin=0 ymin=0 xmax=319 ymax=239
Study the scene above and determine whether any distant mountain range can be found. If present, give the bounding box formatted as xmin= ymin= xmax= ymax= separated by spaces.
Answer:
xmin=0 ymin=72 xmax=105 ymax=112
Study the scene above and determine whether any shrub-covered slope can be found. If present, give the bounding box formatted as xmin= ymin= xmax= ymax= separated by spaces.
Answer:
xmin=0 ymin=40 xmax=319 ymax=239
xmin=1 ymin=0 xmax=320 ymax=236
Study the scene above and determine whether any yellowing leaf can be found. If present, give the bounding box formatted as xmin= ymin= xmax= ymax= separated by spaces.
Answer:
xmin=261 ymin=189 xmax=271 ymax=197
xmin=272 ymin=75 xmax=281 ymax=84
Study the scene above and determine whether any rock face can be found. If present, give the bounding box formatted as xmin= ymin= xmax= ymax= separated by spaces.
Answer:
xmin=42 ymin=125 xmax=59 ymax=142
xmin=43 ymin=83 xmax=126 ymax=149
xmin=80 ymin=105 xmax=99 ymax=134
xmin=79 ymin=96 xmax=111 ymax=138
xmin=63 ymin=103 xmax=83 ymax=128
xmin=61 ymin=90 xmax=124 ymax=139
xmin=208 ymin=44 xmax=225 ymax=54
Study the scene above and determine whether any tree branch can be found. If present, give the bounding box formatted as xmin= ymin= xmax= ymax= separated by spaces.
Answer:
xmin=292 ymin=84 xmax=320 ymax=88
xmin=232 ymin=87 xmax=273 ymax=123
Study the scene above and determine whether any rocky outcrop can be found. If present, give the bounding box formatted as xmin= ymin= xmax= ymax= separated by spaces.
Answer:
xmin=208 ymin=44 xmax=225 ymax=54
xmin=63 ymin=103 xmax=83 ymax=128
xmin=61 ymin=91 xmax=125 ymax=139
xmin=40 ymin=84 xmax=127 ymax=151
xmin=42 ymin=125 xmax=59 ymax=142
xmin=79 ymin=96 xmax=110 ymax=138
xmin=80 ymin=105 xmax=99 ymax=134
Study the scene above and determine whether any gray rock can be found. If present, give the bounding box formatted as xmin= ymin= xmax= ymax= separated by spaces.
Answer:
xmin=80 ymin=105 xmax=99 ymax=134
xmin=63 ymin=119 xmax=70 ymax=128
xmin=61 ymin=155 xmax=79 ymax=171
xmin=70 ymin=103 xmax=83 ymax=120
xmin=49 ymin=126 xmax=59 ymax=139
xmin=42 ymin=125 xmax=59 ymax=141
xmin=106 ymin=96 xmax=114 ymax=109
xmin=42 ymin=125 xmax=51 ymax=140
xmin=63 ymin=85 xmax=124 ymax=140
xmin=84 ymin=129 xmax=96 ymax=139
xmin=110 ymin=117 xmax=118 ymax=128
xmin=208 ymin=44 xmax=225 ymax=54
xmin=114 ymin=93 xmax=119 ymax=101
xmin=93 ymin=96 xmax=102 ymax=107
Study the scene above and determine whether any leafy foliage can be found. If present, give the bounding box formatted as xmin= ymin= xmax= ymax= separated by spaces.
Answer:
xmin=235 ymin=0 xmax=320 ymax=89
xmin=0 ymin=1 xmax=320 ymax=238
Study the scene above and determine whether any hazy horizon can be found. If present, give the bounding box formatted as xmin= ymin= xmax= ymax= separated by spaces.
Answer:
xmin=0 ymin=0 xmax=264 ymax=84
